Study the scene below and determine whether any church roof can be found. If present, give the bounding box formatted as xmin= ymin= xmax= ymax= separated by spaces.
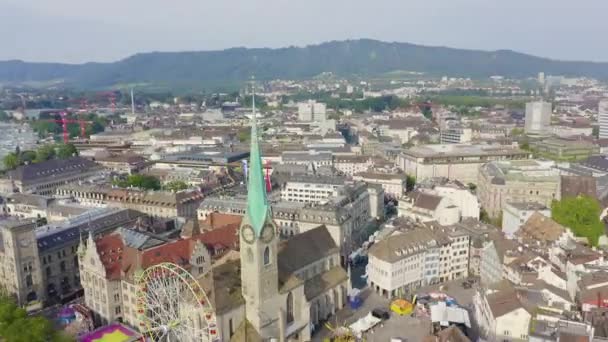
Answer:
xmin=199 ymin=259 xmax=244 ymax=315
xmin=304 ymin=266 xmax=348 ymax=301
xmin=277 ymin=225 xmax=338 ymax=282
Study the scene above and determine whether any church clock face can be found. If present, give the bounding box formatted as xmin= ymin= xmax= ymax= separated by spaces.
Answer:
xmin=261 ymin=223 xmax=275 ymax=243
xmin=241 ymin=225 xmax=256 ymax=244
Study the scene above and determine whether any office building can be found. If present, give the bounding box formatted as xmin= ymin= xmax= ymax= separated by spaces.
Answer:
xmin=0 ymin=157 xmax=103 ymax=195
xmin=440 ymin=128 xmax=472 ymax=144
xmin=598 ymin=99 xmax=608 ymax=139
xmin=477 ymin=160 xmax=560 ymax=218
xmin=298 ymin=100 xmax=327 ymax=122
xmin=398 ymin=144 xmax=531 ymax=185
xmin=524 ymin=101 xmax=552 ymax=135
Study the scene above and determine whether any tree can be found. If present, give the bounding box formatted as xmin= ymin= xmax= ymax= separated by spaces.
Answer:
xmin=30 ymin=121 xmax=60 ymax=139
xmin=551 ymin=196 xmax=604 ymax=246
xmin=406 ymin=175 xmax=416 ymax=192
xmin=0 ymin=295 xmax=73 ymax=342
xmin=113 ymin=174 xmax=161 ymax=190
xmin=238 ymin=130 xmax=251 ymax=143
xmin=35 ymin=145 xmax=56 ymax=163
xmin=2 ymin=153 xmax=20 ymax=170
xmin=20 ymin=151 xmax=37 ymax=164
xmin=510 ymin=128 xmax=525 ymax=136
xmin=421 ymin=106 xmax=433 ymax=120
xmin=164 ymin=180 xmax=188 ymax=192
xmin=57 ymin=144 xmax=78 ymax=159
xmin=0 ymin=110 xmax=10 ymax=122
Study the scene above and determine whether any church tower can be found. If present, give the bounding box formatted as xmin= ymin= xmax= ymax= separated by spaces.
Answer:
xmin=240 ymin=83 xmax=280 ymax=335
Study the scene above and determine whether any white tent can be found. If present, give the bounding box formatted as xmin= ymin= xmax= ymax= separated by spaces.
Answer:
xmin=349 ymin=312 xmax=382 ymax=334
xmin=430 ymin=301 xmax=471 ymax=328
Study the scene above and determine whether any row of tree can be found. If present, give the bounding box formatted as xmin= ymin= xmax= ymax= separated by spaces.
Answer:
xmin=3 ymin=144 xmax=78 ymax=170
xmin=0 ymin=294 xmax=73 ymax=342
xmin=111 ymin=175 xmax=190 ymax=192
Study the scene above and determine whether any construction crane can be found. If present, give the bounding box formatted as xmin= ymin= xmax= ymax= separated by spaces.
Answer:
xmin=47 ymin=112 xmax=92 ymax=144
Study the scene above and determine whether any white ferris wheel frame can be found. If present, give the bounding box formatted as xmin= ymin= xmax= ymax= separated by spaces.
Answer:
xmin=136 ymin=262 xmax=219 ymax=342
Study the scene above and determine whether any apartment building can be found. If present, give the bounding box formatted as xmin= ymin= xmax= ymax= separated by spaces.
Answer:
xmin=353 ymin=172 xmax=406 ymax=196
xmin=440 ymin=128 xmax=473 ymax=144
xmin=367 ymin=221 xmax=469 ymax=298
xmin=398 ymin=191 xmax=460 ymax=226
xmin=280 ymin=175 xmax=344 ymax=204
xmin=56 ymin=185 xmax=203 ymax=218
xmin=281 ymin=151 xmax=333 ymax=169
xmin=398 ymin=144 xmax=531 ymax=184
xmin=333 ymin=156 xmax=372 ymax=176
xmin=0 ymin=157 xmax=103 ymax=195
xmin=501 ymin=202 xmax=551 ymax=239
xmin=417 ymin=178 xmax=480 ymax=219
xmin=477 ymin=160 xmax=560 ymax=218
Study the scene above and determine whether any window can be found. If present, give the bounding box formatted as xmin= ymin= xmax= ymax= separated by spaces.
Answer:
xmin=46 ymin=267 xmax=51 ymax=277
xmin=229 ymin=318 xmax=234 ymax=337
xmin=286 ymin=292 xmax=294 ymax=324
xmin=263 ymin=247 xmax=270 ymax=266
xmin=114 ymin=293 xmax=120 ymax=301
xmin=115 ymin=306 xmax=121 ymax=315
xmin=196 ymin=256 xmax=204 ymax=264
xmin=246 ymin=248 xmax=253 ymax=263
xmin=60 ymin=261 xmax=66 ymax=272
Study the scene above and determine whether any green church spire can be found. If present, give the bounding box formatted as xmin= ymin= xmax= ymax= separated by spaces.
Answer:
xmin=246 ymin=81 xmax=270 ymax=237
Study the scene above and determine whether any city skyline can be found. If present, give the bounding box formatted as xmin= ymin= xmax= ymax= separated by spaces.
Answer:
xmin=2 ymin=0 xmax=608 ymax=63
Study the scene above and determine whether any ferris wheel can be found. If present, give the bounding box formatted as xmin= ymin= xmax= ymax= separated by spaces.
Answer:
xmin=136 ymin=262 xmax=219 ymax=342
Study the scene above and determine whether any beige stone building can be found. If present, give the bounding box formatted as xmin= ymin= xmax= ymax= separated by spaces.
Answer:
xmin=0 ymin=157 xmax=103 ymax=195
xmin=56 ymin=185 xmax=203 ymax=218
xmin=398 ymin=144 xmax=531 ymax=184
xmin=78 ymin=225 xmax=213 ymax=328
xmin=477 ymin=160 xmax=560 ymax=218
xmin=353 ymin=172 xmax=406 ymax=197
xmin=0 ymin=208 xmax=141 ymax=307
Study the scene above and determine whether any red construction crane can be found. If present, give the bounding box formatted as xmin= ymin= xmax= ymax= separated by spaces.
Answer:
xmin=47 ymin=112 xmax=92 ymax=144
xmin=96 ymin=91 xmax=118 ymax=112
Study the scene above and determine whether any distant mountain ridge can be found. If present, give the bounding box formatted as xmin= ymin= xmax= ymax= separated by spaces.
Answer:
xmin=1 ymin=39 xmax=607 ymax=89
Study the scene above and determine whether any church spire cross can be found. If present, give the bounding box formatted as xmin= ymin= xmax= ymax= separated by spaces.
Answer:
xmin=246 ymin=78 xmax=270 ymax=237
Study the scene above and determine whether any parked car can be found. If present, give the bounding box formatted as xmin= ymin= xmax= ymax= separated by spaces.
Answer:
xmin=372 ymin=308 xmax=390 ymax=320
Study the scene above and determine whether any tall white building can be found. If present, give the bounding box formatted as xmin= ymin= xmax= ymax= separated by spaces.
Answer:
xmin=599 ymin=99 xmax=608 ymax=139
xmin=298 ymin=100 xmax=327 ymax=122
xmin=524 ymin=101 xmax=552 ymax=135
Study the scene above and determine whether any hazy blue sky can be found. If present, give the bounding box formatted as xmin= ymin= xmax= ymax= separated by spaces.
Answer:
xmin=2 ymin=0 xmax=607 ymax=63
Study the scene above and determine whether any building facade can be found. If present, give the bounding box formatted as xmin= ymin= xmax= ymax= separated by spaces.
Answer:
xmin=599 ymin=99 xmax=608 ymax=139
xmin=501 ymin=202 xmax=551 ymax=239
xmin=0 ymin=157 xmax=103 ymax=196
xmin=0 ymin=208 xmax=142 ymax=307
xmin=56 ymin=185 xmax=203 ymax=219
xmin=525 ymin=101 xmax=552 ymax=135
xmin=398 ymin=144 xmax=531 ymax=185
xmin=367 ymin=222 xmax=469 ymax=298
xmin=477 ymin=160 xmax=560 ymax=218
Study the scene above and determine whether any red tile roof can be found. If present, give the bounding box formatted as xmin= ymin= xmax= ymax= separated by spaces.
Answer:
xmin=198 ymin=224 xmax=240 ymax=256
xmin=95 ymin=234 xmax=125 ymax=280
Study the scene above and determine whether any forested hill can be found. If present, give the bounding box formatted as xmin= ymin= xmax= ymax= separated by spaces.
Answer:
xmin=1 ymin=39 xmax=607 ymax=89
